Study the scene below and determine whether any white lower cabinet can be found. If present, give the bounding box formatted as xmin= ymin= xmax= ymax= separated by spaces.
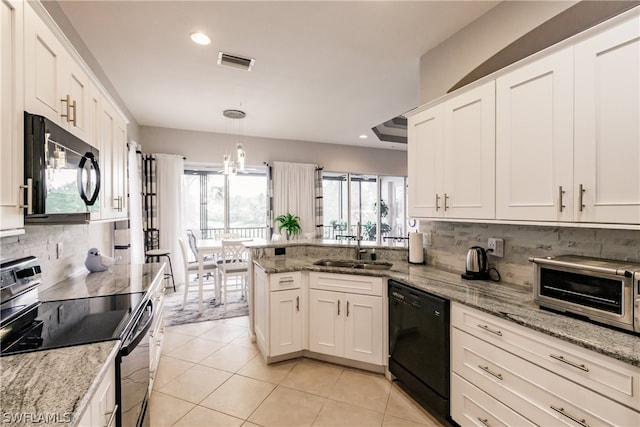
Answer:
xmin=270 ymin=287 xmax=303 ymax=356
xmin=308 ymin=272 xmax=384 ymax=365
xmin=451 ymin=373 xmax=536 ymax=427
xmin=78 ymin=358 xmax=117 ymax=427
xmin=254 ymin=267 xmax=304 ymax=358
xmin=254 ymin=268 xmax=384 ymax=367
xmin=451 ymin=302 xmax=640 ymax=426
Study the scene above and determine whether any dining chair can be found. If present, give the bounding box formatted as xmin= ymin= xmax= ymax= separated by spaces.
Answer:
xmin=217 ymin=239 xmax=249 ymax=312
xmin=178 ymin=238 xmax=218 ymax=311
xmin=187 ymin=229 xmax=214 ymax=262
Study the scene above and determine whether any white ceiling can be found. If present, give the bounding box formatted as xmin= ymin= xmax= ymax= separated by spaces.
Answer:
xmin=56 ymin=1 xmax=499 ymax=149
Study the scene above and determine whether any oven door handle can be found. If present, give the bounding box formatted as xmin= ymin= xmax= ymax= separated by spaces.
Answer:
xmin=121 ymin=300 xmax=153 ymax=356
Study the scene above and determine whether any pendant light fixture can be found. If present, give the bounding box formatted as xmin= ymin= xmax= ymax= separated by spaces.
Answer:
xmin=222 ymin=109 xmax=247 ymax=176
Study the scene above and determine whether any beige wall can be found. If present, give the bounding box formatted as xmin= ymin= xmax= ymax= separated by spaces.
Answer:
xmin=419 ymin=1 xmax=578 ymax=104
xmin=140 ymin=126 xmax=408 ymax=176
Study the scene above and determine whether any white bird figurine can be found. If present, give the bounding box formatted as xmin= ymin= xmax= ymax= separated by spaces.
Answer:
xmin=85 ymin=248 xmax=117 ymax=272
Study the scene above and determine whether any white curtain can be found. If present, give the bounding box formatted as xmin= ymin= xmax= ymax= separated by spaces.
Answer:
xmin=127 ymin=142 xmax=145 ymax=264
xmin=155 ymin=153 xmax=185 ymax=282
xmin=272 ymin=161 xmax=317 ymax=237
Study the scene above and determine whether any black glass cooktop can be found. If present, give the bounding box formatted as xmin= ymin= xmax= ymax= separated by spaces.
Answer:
xmin=0 ymin=292 xmax=146 ymax=356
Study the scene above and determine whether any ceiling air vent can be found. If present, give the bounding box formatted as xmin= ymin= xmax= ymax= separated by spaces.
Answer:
xmin=217 ymin=52 xmax=255 ymax=72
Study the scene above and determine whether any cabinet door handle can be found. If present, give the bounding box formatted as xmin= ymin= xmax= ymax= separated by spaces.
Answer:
xmin=70 ymin=99 xmax=77 ymax=126
xmin=279 ymin=276 xmax=295 ymax=284
xmin=105 ymin=403 xmax=118 ymax=427
xmin=477 ymin=417 xmax=491 ymax=427
xmin=550 ymin=405 xmax=589 ymax=427
xmin=435 ymin=193 xmax=440 ymax=211
xmin=61 ymin=94 xmax=72 ymax=122
xmin=444 ymin=193 xmax=449 ymax=211
xmin=477 ymin=324 xmax=503 ymax=336
xmin=19 ymin=178 xmax=33 ymax=214
xmin=558 ymin=186 xmax=566 ymax=212
xmin=337 ymin=299 xmax=341 ymax=316
xmin=549 ymin=354 xmax=589 ymax=372
xmin=478 ymin=365 xmax=503 ymax=381
xmin=579 ymin=184 xmax=586 ymax=212
xmin=346 ymin=300 xmax=350 ymax=317
xmin=296 ymin=296 xmax=300 ymax=312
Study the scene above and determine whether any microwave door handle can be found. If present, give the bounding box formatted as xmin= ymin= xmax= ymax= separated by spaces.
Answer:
xmin=77 ymin=152 xmax=101 ymax=206
xmin=87 ymin=153 xmax=100 ymax=206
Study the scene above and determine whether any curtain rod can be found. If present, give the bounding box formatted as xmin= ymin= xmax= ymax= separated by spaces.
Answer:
xmin=263 ymin=161 xmax=323 ymax=170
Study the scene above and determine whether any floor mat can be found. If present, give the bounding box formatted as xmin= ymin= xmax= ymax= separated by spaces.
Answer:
xmin=162 ymin=284 xmax=249 ymax=327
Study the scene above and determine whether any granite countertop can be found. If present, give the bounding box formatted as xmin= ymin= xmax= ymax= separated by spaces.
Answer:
xmin=0 ymin=341 xmax=119 ymax=427
xmin=39 ymin=262 xmax=165 ymax=302
xmin=254 ymin=255 xmax=640 ymax=367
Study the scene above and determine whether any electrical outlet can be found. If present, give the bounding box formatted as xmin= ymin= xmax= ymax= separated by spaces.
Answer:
xmin=56 ymin=242 xmax=63 ymax=259
xmin=424 ymin=233 xmax=432 ymax=246
xmin=487 ymin=238 xmax=504 ymax=258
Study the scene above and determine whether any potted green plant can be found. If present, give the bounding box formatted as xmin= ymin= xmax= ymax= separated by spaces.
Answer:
xmin=275 ymin=213 xmax=302 ymax=240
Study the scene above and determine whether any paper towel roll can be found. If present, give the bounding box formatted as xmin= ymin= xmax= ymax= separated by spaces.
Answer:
xmin=409 ymin=232 xmax=424 ymax=264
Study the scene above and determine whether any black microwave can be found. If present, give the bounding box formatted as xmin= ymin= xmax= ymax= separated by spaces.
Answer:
xmin=23 ymin=112 xmax=101 ymax=224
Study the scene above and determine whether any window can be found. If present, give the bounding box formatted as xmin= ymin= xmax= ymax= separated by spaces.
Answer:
xmin=184 ymin=167 xmax=268 ymax=239
xmin=322 ymin=172 xmax=407 ymax=244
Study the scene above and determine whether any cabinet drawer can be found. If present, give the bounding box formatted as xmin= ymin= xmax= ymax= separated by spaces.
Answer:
xmin=452 ymin=302 xmax=640 ymax=409
xmin=452 ymin=328 xmax=640 ymax=426
xmin=451 ymin=373 xmax=536 ymax=427
xmin=309 ymin=272 xmax=383 ymax=296
xmin=269 ymin=272 xmax=302 ymax=291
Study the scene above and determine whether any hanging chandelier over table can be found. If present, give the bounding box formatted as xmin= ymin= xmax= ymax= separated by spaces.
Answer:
xmin=222 ymin=109 xmax=247 ymax=176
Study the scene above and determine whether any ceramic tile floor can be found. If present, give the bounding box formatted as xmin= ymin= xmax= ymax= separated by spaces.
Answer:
xmin=150 ymin=316 xmax=444 ymax=427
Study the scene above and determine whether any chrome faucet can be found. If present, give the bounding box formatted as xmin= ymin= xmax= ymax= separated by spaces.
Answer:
xmin=355 ymin=221 xmax=366 ymax=260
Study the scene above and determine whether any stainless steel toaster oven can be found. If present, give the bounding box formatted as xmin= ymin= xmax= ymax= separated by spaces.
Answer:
xmin=530 ymin=255 xmax=640 ymax=334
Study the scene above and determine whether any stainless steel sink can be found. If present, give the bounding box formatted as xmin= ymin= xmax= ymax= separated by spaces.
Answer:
xmin=352 ymin=262 xmax=393 ymax=270
xmin=313 ymin=259 xmax=393 ymax=270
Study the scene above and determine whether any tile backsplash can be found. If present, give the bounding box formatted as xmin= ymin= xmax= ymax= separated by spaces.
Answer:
xmin=1 ymin=223 xmax=112 ymax=291
xmin=419 ymin=222 xmax=640 ymax=288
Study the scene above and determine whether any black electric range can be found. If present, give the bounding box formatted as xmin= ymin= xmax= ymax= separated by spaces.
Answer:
xmin=0 ymin=292 xmax=146 ymax=356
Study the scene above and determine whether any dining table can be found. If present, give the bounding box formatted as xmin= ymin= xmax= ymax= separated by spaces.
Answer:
xmin=196 ymin=238 xmax=253 ymax=311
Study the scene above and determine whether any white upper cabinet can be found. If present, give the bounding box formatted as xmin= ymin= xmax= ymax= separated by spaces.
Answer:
xmin=100 ymin=97 xmax=128 ymax=220
xmin=574 ymin=14 xmax=640 ymax=225
xmin=496 ymin=47 xmax=574 ymax=221
xmin=24 ymin=2 xmax=94 ymax=144
xmin=442 ymin=81 xmax=496 ymax=219
xmin=0 ymin=0 xmax=24 ymax=234
xmin=407 ymin=104 xmax=443 ymax=218
xmin=409 ymin=9 xmax=639 ymax=227
xmin=408 ymin=81 xmax=495 ymax=220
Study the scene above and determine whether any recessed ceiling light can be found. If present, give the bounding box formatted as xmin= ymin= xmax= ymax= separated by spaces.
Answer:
xmin=359 ymin=134 xmax=368 ymax=139
xmin=190 ymin=32 xmax=211 ymax=46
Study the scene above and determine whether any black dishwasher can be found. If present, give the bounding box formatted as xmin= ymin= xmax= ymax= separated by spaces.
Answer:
xmin=388 ymin=280 xmax=451 ymax=425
